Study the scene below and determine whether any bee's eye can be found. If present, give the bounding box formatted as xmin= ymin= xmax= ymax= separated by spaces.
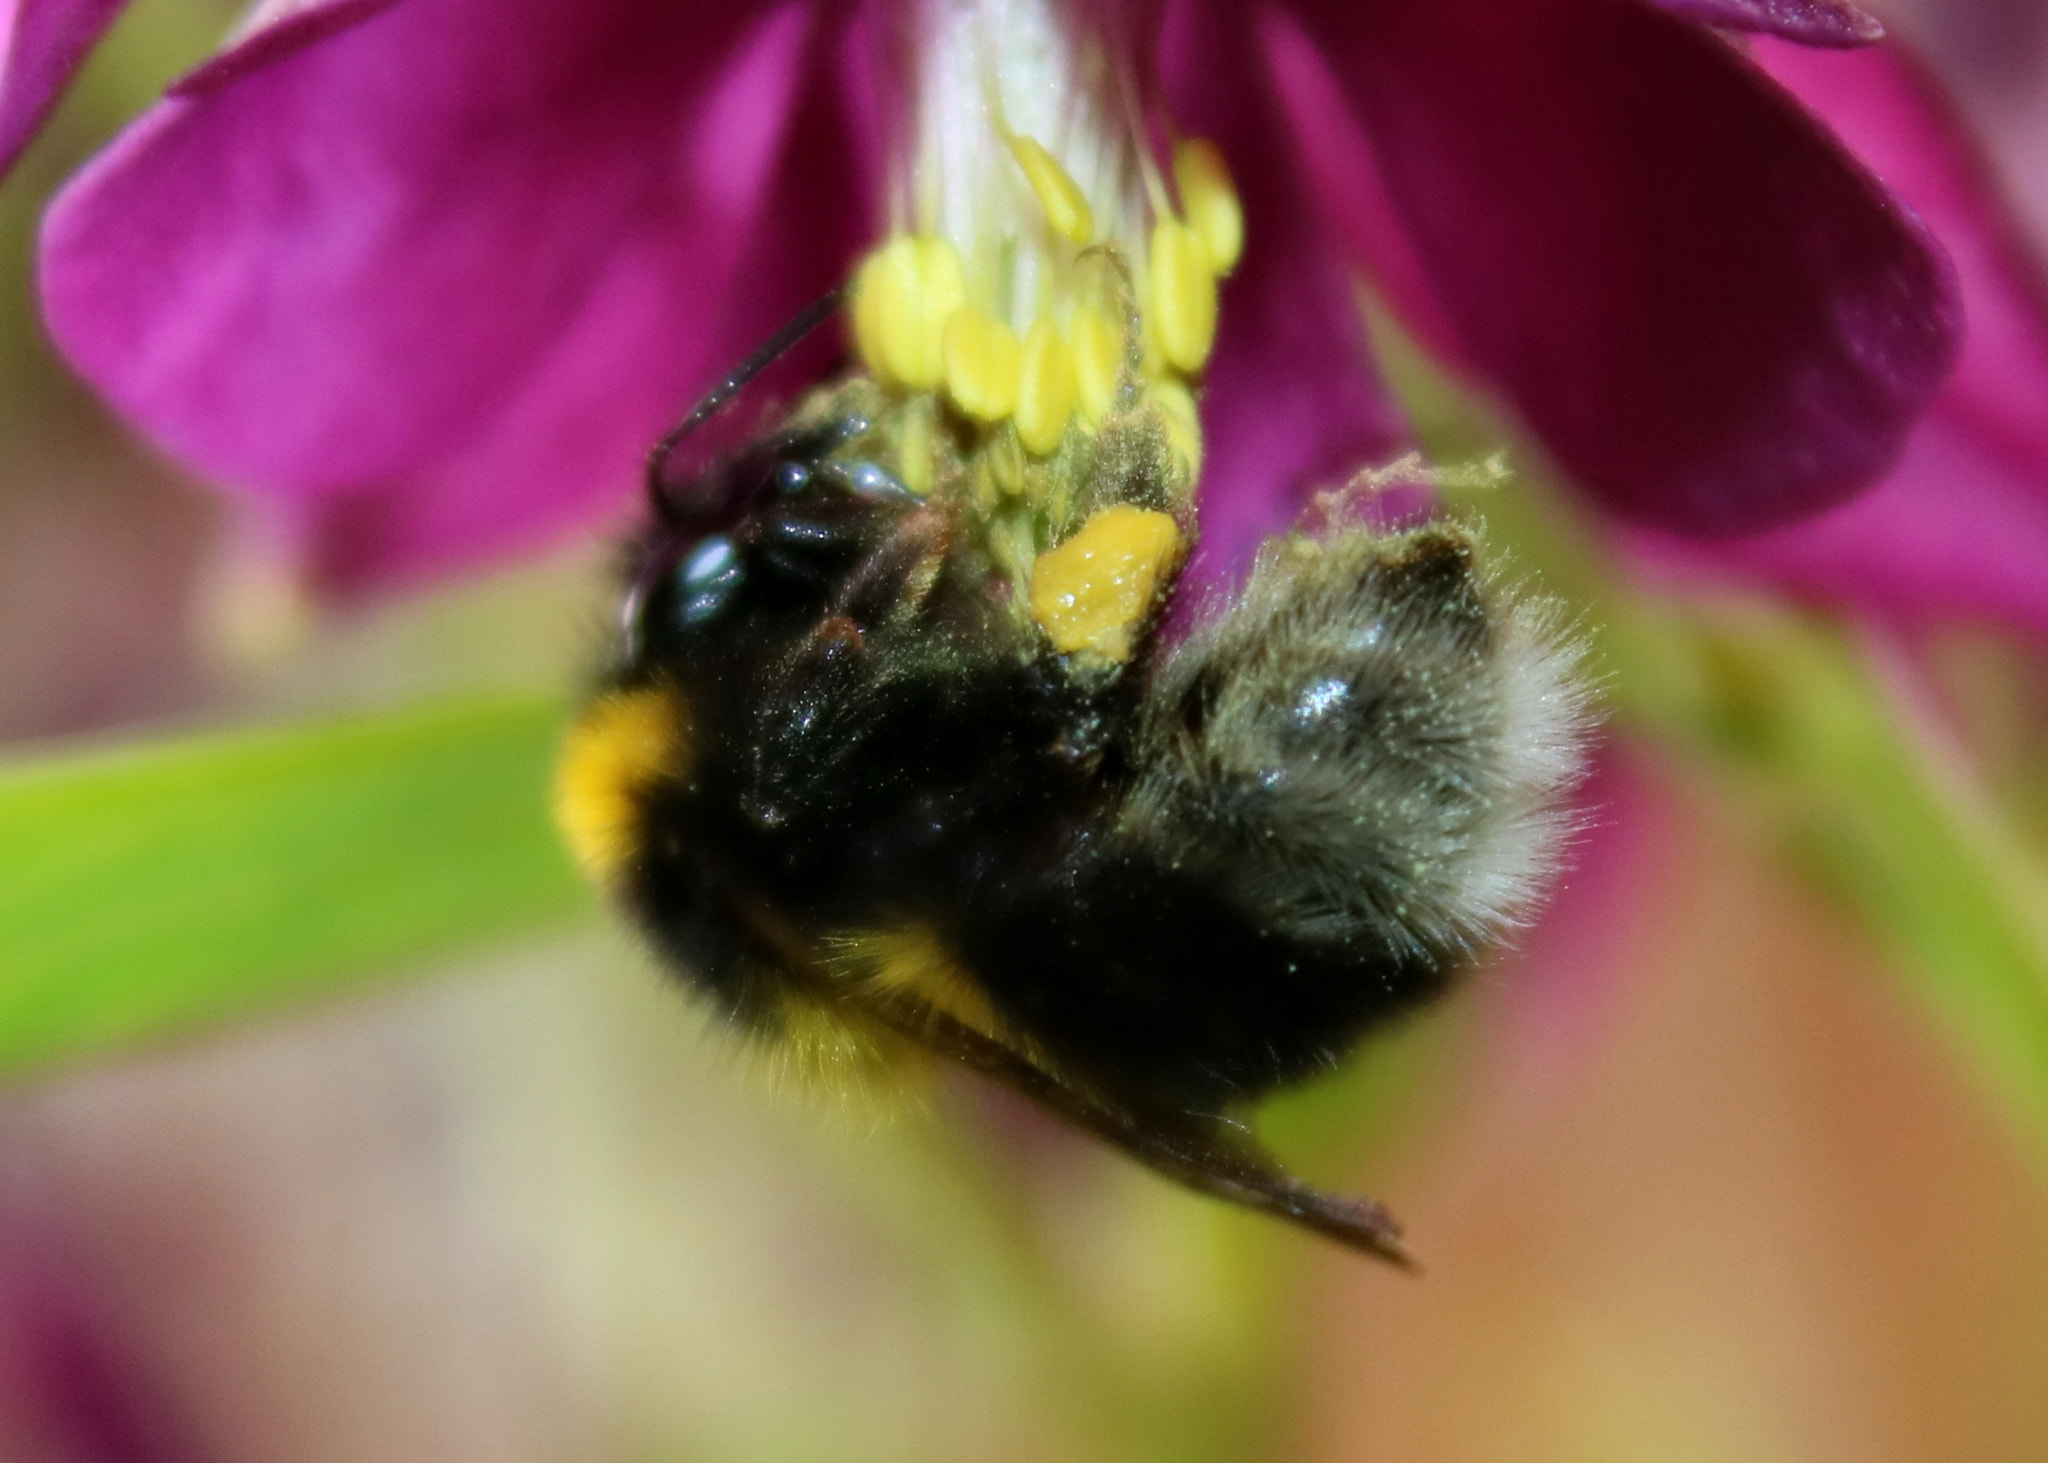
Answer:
xmin=674 ymin=534 xmax=745 ymax=625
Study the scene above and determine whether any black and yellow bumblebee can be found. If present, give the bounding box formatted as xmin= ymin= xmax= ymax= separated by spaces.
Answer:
xmin=557 ymin=295 xmax=1591 ymax=1265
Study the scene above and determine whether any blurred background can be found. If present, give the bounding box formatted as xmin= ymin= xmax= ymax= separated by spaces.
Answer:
xmin=5 ymin=2 xmax=2048 ymax=1459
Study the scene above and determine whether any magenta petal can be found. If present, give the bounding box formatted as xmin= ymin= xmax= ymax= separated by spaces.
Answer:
xmin=1158 ymin=0 xmax=1409 ymax=590
xmin=1274 ymin=0 xmax=1961 ymax=537
xmin=1647 ymin=0 xmax=1883 ymax=48
xmin=41 ymin=0 xmax=875 ymax=593
xmin=1627 ymin=409 xmax=2048 ymax=638
xmin=0 ymin=0 xmax=128 ymax=176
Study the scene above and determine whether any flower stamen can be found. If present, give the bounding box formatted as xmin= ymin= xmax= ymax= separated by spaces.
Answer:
xmin=942 ymin=306 xmax=1022 ymax=422
xmin=1015 ymin=319 xmax=1077 ymax=456
xmin=1148 ymin=217 xmax=1219 ymax=375
xmin=1173 ymin=137 xmax=1243 ymax=277
xmin=1007 ymin=134 xmax=1095 ymax=246
xmin=807 ymin=1 xmax=1245 ymax=645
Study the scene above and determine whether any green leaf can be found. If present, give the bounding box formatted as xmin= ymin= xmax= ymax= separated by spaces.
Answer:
xmin=0 ymin=694 xmax=593 ymax=1079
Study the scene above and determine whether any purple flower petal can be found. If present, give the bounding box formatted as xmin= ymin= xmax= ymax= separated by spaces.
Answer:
xmin=0 ymin=0 xmax=129 ymax=177
xmin=1158 ymin=0 xmax=1410 ymax=592
xmin=1648 ymin=0 xmax=1884 ymax=48
xmin=0 ymin=1200 xmax=209 ymax=1463
xmin=1627 ymin=40 xmax=2048 ymax=634
xmin=40 ymin=0 xmax=875 ymax=593
xmin=1270 ymin=0 xmax=1961 ymax=537
xmin=1627 ymin=411 xmax=2048 ymax=638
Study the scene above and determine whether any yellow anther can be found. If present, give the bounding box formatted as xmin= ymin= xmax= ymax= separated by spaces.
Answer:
xmin=942 ymin=306 xmax=1022 ymax=422
xmin=1070 ymin=304 xmax=1124 ymax=427
xmin=1014 ymin=320 xmax=1076 ymax=456
xmin=1149 ymin=219 xmax=1218 ymax=375
xmin=899 ymin=395 xmax=936 ymax=494
xmin=1139 ymin=306 xmax=1167 ymax=381
xmin=1008 ymin=135 xmax=1094 ymax=245
xmin=987 ymin=427 xmax=1025 ymax=495
xmin=852 ymin=234 xmax=965 ymax=390
xmin=1145 ymin=376 xmax=1204 ymax=482
xmin=851 ymin=248 xmax=890 ymax=380
xmin=1028 ymin=505 xmax=1186 ymax=664
xmin=1174 ymin=137 xmax=1243 ymax=276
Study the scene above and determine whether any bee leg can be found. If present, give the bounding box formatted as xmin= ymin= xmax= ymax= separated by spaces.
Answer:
xmin=830 ymin=510 xmax=950 ymax=627
xmin=876 ymin=996 xmax=1419 ymax=1270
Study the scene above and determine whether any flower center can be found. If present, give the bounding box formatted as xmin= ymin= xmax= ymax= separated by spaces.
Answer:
xmin=797 ymin=0 xmax=1242 ymax=664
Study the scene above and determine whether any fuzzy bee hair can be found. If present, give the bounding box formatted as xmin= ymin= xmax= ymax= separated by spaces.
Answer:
xmin=1130 ymin=523 xmax=1591 ymax=970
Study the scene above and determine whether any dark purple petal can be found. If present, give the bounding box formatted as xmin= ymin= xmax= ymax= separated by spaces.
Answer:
xmin=1758 ymin=38 xmax=2048 ymax=495
xmin=1625 ymin=40 xmax=2048 ymax=634
xmin=41 ymin=0 xmax=874 ymax=593
xmin=1271 ymin=0 xmax=1961 ymax=537
xmin=0 ymin=0 xmax=129 ymax=177
xmin=1156 ymin=0 xmax=1409 ymax=593
xmin=1648 ymin=0 xmax=1884 ymax=48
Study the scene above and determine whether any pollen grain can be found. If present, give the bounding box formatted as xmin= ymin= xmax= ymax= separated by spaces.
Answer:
xmin=1029 ymin=504 xmax=1186 ymax=664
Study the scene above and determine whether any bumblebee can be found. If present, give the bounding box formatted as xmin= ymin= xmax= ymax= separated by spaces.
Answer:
xmin=556 ymin=296 xmax=1591 ymax=1264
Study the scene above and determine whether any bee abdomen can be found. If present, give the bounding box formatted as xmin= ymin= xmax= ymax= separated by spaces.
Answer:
xmin=953 ymin=844 xmax=1447 ymax=1108
xmin=1128 ymin=521 xmax=1591 ymax=965
xmin=952 ymin=520 xmax=1591 ymax=1106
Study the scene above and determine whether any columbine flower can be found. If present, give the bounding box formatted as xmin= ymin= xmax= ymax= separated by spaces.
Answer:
xmin=1 ymin=0 xmax=1968 ymax=600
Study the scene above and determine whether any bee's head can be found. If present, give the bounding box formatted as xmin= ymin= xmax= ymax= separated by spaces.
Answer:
xmin=618 ymin=413 xmax=922 ymax=673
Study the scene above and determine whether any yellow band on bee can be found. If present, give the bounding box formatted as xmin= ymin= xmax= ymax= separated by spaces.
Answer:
xmin=554 ymin=683 xmax=690 ymax=885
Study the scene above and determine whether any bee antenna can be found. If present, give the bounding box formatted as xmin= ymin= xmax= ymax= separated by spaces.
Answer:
xmin=645 ymin=287 xmax=848 ymax=512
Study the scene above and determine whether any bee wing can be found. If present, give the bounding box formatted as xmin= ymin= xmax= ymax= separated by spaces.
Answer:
xmin=857 ymin=987 xmax=1418 ymax=1270
xmin=716 ymin=862 xmax=1415 ymax=1267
